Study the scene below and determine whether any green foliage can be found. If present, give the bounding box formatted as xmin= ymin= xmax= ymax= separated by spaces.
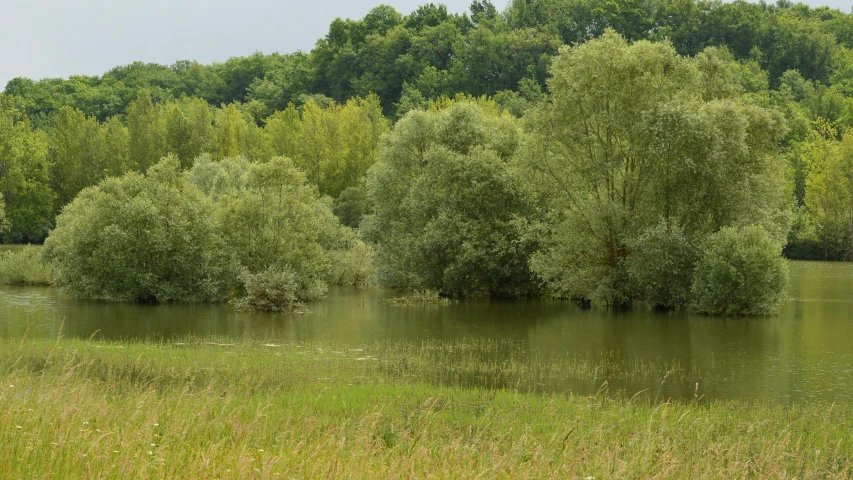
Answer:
xmin=7 ymin=0 xmax=853 ymax=315
xmin=188 ymin=155 xmax=363 ymax=306
xmin=0 ymin=197 xmax=7 ymax=234
xmin=0 ymin=246 xmax=53 ymax=286
xmin=6 ymin=0 xmax=853 ymax=126
xmin=795 ymin=121 xmax=853 ymax=260
xmin=273 ymin=96 xmax=388 ymax=197
xmin=326 ymin=230 xmax=376 ymax=286
xmin=0 ymin=96 xmax=53 ymax=243
xmin=211 ymin=157 xmax=330 ymax=300
xmin=523 ymin=31 xmax=789 ymax=306
xmin=363 ymin=101 xmax=540 ymax=297
xmin=388 ymin=289 xmax=451 ymax=305
xmin=184 ymin=154 xmax=250 ymax=201
xmin=692 ymin=226 xmax=789 ymax=316
xmin=624 ymin=222 xmax=698 ymax=309
xmin=48 ymin=107 xmax=108 ymax=208
xmin=44 ymin=157 xmax=235 ymax=302
xmin=231 ymin=266 xmax=306 ymax=312
xmin=332 ymin=186 xmax=368 ymax=228
xmin=127 ymin=89 xmax=166 ymax=172
xmin=163 ymin=98 xmax=213 ymax=168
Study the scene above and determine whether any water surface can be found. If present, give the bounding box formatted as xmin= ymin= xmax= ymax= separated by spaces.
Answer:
xmin=2 ymin=260 xmax=852 ymax=403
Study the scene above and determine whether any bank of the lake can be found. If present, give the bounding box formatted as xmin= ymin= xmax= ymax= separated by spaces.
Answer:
xmin=2 ymin=338 xmax=852 ymax=479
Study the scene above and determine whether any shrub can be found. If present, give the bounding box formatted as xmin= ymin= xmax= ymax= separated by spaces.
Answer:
xmin=625 ymin=222 xmax=698 ymax=309
xmin=326 ymin=237 xmax=376 ymax=286
xmin=210 ymin=157 xmax=333 ymax=303
xmin=388 ymin=289 xmax=451 ymax=305
xmin=691 ymin=226 xmax=789 ymax=315
xmin=189 ymin=156 xmax=361 ymax=309
xmin=44 ymin=157 xmax=236 ymax=302
xmin=332 ymin=186 xmax=368 ymax=228
xmin=231 ymin=266 xmax=315 ymax=313
xmin=0 ymin=246 xmax=53 ymax=286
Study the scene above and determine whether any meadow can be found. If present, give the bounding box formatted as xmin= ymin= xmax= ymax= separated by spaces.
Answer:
xmin=1 ymin=338 xmax=851 ymax=478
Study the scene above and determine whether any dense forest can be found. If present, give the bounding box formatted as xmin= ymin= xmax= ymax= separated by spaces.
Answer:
xmin=3 ymin=0 xmax=853 ymax=314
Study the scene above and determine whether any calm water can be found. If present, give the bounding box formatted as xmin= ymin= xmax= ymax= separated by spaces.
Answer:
xmin=2 ymin=257 xmax=853 ymax=403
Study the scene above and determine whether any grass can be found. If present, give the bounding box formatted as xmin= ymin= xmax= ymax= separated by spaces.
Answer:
xmin=1 ymin=338 xmax=852 ymax=478
xmin=388 ymin=289 xmax=452 ymax=305
xmin=0 ymin=245 xmax=53 ymax=286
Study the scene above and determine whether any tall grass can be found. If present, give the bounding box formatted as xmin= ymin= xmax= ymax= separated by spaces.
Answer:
xmin=388 ymin=289 xmax=451 ymax=305
xmin=1 ymin=338 xmax=851 ymax=478
xmin=0 ymin=245 xmax=53 ymax=286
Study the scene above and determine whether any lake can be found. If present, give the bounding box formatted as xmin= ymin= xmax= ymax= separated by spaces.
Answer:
xmin=2 ymin=259 xmax=853 ymax=403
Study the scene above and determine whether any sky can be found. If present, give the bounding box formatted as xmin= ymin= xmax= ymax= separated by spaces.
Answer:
xmin=1 ymin=0 xmax=851 ymax=88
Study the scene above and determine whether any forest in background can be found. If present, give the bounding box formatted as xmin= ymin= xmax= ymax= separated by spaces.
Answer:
xmin=1 ymin=0 xmax=853 ymax=313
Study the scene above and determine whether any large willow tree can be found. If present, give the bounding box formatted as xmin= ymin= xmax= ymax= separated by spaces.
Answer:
xmin=522 ymin=31 xmax=790 ymax=308
xmin=362 ymin=100 xmax=541 ymax=297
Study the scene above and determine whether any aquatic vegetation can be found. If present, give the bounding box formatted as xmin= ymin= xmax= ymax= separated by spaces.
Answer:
xmin=388 ymin=289 xmax=452 ymax=305
xmin=0 ymin=245 xmax=53 ymax=286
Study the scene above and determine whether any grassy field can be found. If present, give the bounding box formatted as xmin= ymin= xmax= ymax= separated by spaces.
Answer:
xmin=1 ymin=338 xmax=852 ymax=478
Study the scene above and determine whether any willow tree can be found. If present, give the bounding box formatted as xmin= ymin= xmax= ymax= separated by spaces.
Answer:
xmin=44 ymin=157 xmax=234 ymax=302
xmin=362 ymin=100 xmax=540 ymax=297
xmin=187 ymin=155 xmax=373 ymax=310
xmin=522 ymin=31 xmax=789 ymax=308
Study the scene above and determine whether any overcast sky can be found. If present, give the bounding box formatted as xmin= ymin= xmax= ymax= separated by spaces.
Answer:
xmin=1 ymin=0 xmax=851 ymax=88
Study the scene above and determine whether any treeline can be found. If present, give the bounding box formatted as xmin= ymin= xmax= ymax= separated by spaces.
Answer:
xmin=4 ymin=0 xmax=853 ymax=313
xmin=20 ymin=32 xmax=790 ymax=315
xmin=0 ymin=92 xmax=386 ymax=242
xmin=4 ymin=0 xmax=853 ymax=257
xmin=6 ymin=0 xmax=853 ymax=124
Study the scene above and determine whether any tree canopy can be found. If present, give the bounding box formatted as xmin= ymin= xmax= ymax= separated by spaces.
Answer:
xmin=521 ymin=31 xmax=789 ymax=307
xmin=363 ymin=100 xmax=540 ymax=297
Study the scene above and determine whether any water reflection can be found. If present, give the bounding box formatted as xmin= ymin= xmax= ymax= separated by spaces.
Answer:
xmin=2 ymin=261 xmax=853 ymax=403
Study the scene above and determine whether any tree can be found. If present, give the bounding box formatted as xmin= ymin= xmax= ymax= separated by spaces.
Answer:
xmin=43 ymin=157 xmax=235 ymax=302
xmin=799 ymin=121 xmax=853 ymax=260
xmin=0 ymin=95 xmax=53 ymax=242
xmin=127 ymin=89 xmax=165 ymax=172
xmin=362 ymin=101 xmax=540 ymax=297
xmin=100 ymin=116 xmax=130 ymax=177
xmin=48 ymin=106 xmax=105 ymax=208
xmin=521 ymin=31 xmax=788 ymax=306
xmin=265 ymin=103 xmax=301 ymax=159
xmin=212 ymin=103 xmax=250 ymax=159
xmin=0 ymin=197 xmax=8 ymax=234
